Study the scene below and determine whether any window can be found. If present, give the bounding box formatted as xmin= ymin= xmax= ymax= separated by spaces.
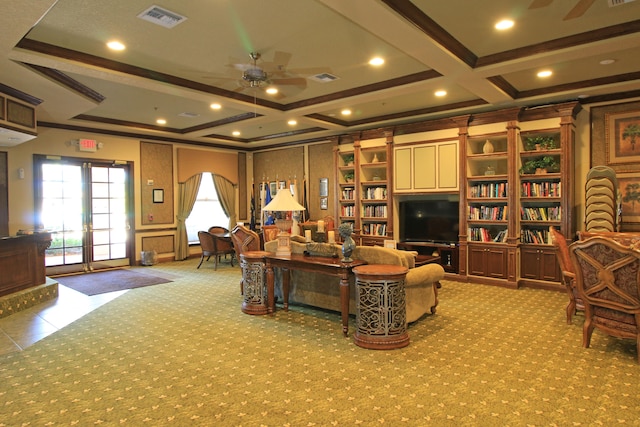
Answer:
xmin=186 ymin=173 xmax=229 ymax=243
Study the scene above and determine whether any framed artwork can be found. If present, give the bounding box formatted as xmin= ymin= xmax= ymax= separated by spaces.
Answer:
xmin=153 ymin=189 xmax=164 ymax=203
xmin=319 ymin=178 xmax=329 ymax=197
xmin=591 ymin=100 xmax=640 ymax=171
xmin=617 ymin=172 xmax=640 ymax=224
xmin=269 ymin=181 xmax=277 ymax=196
xmin=606 ymin=110 xmax=640 ymax=165
xmin=320 ymin=197 xmax=328 ymax=210
xmin=384 ymin=240 xmax=397 ymax=249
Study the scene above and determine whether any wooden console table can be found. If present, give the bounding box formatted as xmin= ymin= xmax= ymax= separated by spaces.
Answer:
xmin=264 ymin=253 xmax=366 ymax=336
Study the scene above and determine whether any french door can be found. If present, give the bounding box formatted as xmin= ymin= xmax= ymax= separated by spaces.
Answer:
xmin=34 ymin=155 xmax=134 ymax=275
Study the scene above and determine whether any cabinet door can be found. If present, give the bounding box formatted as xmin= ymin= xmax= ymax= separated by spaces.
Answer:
xmin=520 ymin=247 xmax=540 ymax=280
xmin=394 ymin=147 xmax=412 ymax=191
xmin=539 ymin=248 xmax=561 ymax=282
xmin=414 ymin=145 xmax=436 ymax=190
xmin=485 ymin=247 xmax=507 ymax=279
xmin=468 ymin=245 xmax=487 ymax=276
xmin=438 ymin=142 xmax=458 ymax=190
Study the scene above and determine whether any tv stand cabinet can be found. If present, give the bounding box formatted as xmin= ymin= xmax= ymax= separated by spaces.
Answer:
xmin=398 ymin=242 xmax=458 ymax=274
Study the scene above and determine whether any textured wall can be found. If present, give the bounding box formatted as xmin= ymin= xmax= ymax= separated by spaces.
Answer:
xmin=308 ymin=143 xmax=335 ymax=221
xmin=140 ymin=142 xmax=174 ymax=225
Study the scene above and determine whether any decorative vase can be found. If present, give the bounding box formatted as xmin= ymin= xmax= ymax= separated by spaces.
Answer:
xmin=341 ymin=235 xmax=356 ymax=262
xmin=482 ymin=140 xmax=494 ymax=154
xmin=372 ymin=153 xmax=379 ymax=163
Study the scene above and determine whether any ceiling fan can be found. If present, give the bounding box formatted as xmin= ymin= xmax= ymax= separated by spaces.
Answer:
xmin=529 ymin=0 xmax=635 ymax=20
xmin=233 ymin=51 xmax=308 ymax=93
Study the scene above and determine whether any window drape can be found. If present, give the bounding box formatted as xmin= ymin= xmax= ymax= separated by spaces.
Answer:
xmin=212 ymin=174 xmax=237 ymax=231
xmin=175 ymin=173 xmax=202 ymax=260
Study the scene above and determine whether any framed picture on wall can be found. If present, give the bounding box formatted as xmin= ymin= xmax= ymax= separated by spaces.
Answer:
xmin=153 ymin=189 xmax=164 ymax=203
xmin=617 ymin=171 xmax=640 ymax=224
xmin=606 ymin=110 xmax=640 ymax=165
xmin=269 ymin=181 xmax=277 ymax=196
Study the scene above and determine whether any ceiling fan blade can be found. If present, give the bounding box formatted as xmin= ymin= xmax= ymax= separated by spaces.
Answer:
xmin=286 ymin=66 xmax=333 ymax=76
xmin=528 ymin=0 xmax=553 ymax=8
xmin=564 ymin=0 xmax=596 ymax=20
xmin=272 ymin=51 xmax=292 ymax=68
xmin=271 ymin=77 xmax=307 ymax=87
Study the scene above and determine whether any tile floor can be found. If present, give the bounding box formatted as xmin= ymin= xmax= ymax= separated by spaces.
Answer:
xmin=0 ymin=284 xmax=126 ymax=356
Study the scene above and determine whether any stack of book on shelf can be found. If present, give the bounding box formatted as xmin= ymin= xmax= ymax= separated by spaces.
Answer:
xmin=341 ymin=187 xmax=355 ymax=199
xmin=341 ymin=205 xmax=354 ymax=217
xmin=521 ymin=181 xmax=561 ymax=197
xmin=520 ymin=206 xmax=562 ymax=221
xmin=470 ymin=182 xmax=508 ymax=198
xmin=362 ymin=205 xmax=387 ymax=218
xmin=468 ymin=205 xmax=508 ymax=220
xmin=363 ymin=223 xmax=387 ymax=236
xmin=521 ymin=229 xmax=550 ymax=244
xmin=363 ymin=187 xmax=387 ymax=199
xmin=468 ymin=227 xmax=507 ymax=242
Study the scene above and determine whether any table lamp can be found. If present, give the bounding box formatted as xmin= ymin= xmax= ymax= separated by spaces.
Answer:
xmin=262 ymin=189 xmax=306 ymax=256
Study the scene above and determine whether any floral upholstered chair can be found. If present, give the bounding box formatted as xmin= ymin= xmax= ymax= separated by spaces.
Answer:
xmin=569 ymin=236 xmax=640 ymax=363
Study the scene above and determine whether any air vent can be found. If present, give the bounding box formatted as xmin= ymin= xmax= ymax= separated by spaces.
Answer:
xmin=309 ymin=73 xmax=339 ymax=83
xmin=608 ymin=0 xmax=635 ymax=6
xmin=137 ymin=5 xmax=187 ymax=28
xmin=178 ymin=112 xmax=200 ymax=118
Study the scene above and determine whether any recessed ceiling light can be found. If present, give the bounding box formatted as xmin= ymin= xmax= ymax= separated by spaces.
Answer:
xmin=232 ymin=131 xmax=240 ymax=136
xmin=210 ymin=103 xmax=221 ymax=110
xmin=537 ymin=70 xmax=553 ymax=78
xmin=107 ymin=40 xmax=126 ymax=51
xmin=369 ymin=57 xmax=384 ymax=66
xmin=266 ymin=87 xmax=278 ymax=95
xmin=156 ymin=118 xmax=166 ymax=125
xmin=599 ymin=59 xmax=616 ymax=65
xmin=287 ymin=119 xmax=297 ymax=126
xmin=341 ymin=109 xmax=352 ymax=116
xmin=495 ymin=19 xmax=514 ymax=30
xmin=435 ymin=90 xmax=447 ymax=97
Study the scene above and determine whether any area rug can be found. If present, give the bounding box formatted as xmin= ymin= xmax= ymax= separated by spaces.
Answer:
xmin=54 ymin=269 xmax=173 ymax=296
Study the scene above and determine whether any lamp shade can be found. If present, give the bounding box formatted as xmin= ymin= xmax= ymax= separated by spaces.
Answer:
xmin=262 ymin=189 xmax=306 ymax=212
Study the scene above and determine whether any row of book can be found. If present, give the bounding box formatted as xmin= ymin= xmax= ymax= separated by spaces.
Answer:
xmin=340 ymin=205 xmax=355 ymax=217
xmin=521 ymin=229 xmax=550 ymax=244
xmin=520 ymin=206 xmax=561 ymax=221
xmin=521 ymin=181 xmax=561 ymax=197
xmin=341 ymin=187 xmax=355 ymax=200
xmin=469 ymin=182 xmax=508 ymax=198
xmin=362 ymin=223 xmax=387 ymax=236
xmin=468 ymin=205 xmax=508 ymax=221
xmin=362 ymin=186 xmax=387 ymax=200
xmin=468 ymin=227 xmax=508 ymax=242
xmin=362 ymin=205 xmax=387 ymax=218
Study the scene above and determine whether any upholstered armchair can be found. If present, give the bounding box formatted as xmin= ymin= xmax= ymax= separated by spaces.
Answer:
xmin=231 ymin=225 xmax=262 ymax=294
xmin=197 ymin=227 xmax=235 ymax=270
xmin=569 ymin=236 xmax=640 ymax=363
xmin=549 ymin=226 xmax=584 ymax=324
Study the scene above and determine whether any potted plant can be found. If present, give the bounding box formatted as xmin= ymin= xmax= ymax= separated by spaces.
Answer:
xmin=343 ymin=153 xmax=354 ymax=166
xmin=343 ymin=171 xmax=355 ymax=182
xmin=519 ymin=156 xmax=559 ymax=174
xmin=525 ymin=136 xmax=556 ymax=151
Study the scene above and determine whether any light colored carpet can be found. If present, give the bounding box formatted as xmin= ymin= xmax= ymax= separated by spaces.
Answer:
xmin=0 ymin=259 xmax=638 ymax=426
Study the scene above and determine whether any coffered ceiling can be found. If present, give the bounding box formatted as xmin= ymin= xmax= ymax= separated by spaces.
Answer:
xmin=1 ymin=0 xmax=639 ymax=149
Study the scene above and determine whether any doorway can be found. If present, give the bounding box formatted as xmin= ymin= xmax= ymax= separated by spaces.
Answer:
xmin=34 ymin=155 xmax=134 ymax=275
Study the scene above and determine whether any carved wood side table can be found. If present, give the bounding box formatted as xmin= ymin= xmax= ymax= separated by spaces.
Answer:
xmin=352 ymin=264 xmax=409 ymax=350
xmin=240 ymin=250 xmax=270 ymax=315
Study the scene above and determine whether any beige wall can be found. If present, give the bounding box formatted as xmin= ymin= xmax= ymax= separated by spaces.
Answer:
xmin=5 ymin=127 xmax=241 ymax=261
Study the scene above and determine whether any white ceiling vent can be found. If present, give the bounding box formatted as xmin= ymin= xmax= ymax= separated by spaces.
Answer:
xmin=309 ymin=73 xmax=339 ymax=83
xmin=608 ymin=0 xmax=635 ymax=6
xmin=137 ymin=5 xmax=187 ymax=28
xmin=178 ymin=112 xmax=200 ymax=118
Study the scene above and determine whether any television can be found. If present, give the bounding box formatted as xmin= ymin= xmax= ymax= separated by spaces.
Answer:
xmin=399 ymin=198 xmax=460 ymax=244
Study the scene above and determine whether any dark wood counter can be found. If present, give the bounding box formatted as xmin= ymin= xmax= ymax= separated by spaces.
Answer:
xmin=0 ymin=233 xmax=52 ymax=297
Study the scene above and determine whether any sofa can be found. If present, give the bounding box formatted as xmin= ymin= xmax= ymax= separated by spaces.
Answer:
xmin=264 ymin=238 xmax=445 ymax=323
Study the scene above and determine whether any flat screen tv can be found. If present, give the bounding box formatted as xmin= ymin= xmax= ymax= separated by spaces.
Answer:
xmin=399 ymin=198 xmax=460 ymax=244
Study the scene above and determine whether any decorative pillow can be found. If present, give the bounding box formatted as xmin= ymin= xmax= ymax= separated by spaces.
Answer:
xmin=305 ymin=242 xmax=340 ymax=257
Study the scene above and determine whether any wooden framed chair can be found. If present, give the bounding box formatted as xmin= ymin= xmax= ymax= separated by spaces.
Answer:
xmin=549 ymin=226 xmax=583 ymax=324
xmin=197 ymin=227 xmax=235 ymax=270
xmin=569 ymin=236 xmax=640 ymax=363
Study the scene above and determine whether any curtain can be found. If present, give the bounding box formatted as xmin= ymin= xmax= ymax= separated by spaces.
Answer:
xmin=175 ymin=173 xmax=202 ymax=260
xmin=213 ymin=174 xmax=237 ymax=231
